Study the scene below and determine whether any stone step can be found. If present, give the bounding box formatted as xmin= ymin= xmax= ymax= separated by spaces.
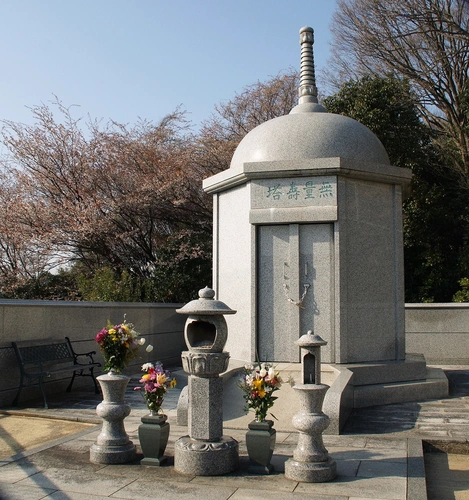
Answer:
xmin=353 ymin=368 xmax=449 ymax=408
xmin=341 ymin=353 xmax=427 ymax=386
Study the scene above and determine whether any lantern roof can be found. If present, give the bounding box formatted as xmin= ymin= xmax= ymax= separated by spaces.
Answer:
xmin=176 ymin=287 xmax=236 ymax=316
xmin=296 ymin=330 xmax=327 ymax=348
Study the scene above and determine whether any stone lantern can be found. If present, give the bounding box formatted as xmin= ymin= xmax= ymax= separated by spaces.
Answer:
xmin=285 ymin=330 xmax=337 ymax=483
xmin=174 ymin=287 xmax=239 ymax=476
xmin=299 ymin=330 xmax=326 ymax=385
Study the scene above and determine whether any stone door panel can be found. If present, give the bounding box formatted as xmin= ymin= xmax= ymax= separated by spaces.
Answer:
xmin=257 ymin=223 xmax=334 ymax=363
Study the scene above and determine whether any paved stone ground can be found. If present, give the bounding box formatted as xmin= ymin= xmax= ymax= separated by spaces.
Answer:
xmin=343 ymin=367 xmax=469 ymax=500
xmin=343 ymin=367 xmax=469 ymax=441
xmin=0 ymin=366 xmax=468 ymax=499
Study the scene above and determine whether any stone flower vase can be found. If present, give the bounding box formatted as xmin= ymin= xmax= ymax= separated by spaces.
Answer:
xmin=139 ymin=412 xmax=170 ymax=466
xmin=246 ymin=419 xmax=276 ymax=474
xmin=90 ymin=372 xmax=136 ymax=464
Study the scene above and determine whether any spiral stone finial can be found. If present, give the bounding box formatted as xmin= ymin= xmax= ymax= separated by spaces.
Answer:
xmin=298 ymin=26 xmax=318 ymax=104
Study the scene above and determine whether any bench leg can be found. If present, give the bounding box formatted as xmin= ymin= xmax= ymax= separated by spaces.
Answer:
xmin=66 ymin=372 xmax=77 ymax=393
xmin=38 ymin=378 xmax=48 ymax=409
xmin=12 ymin=379 xmax=23 ymax=407
xmin=90 ymin=368 xmax=100 ymax=394
xmin=67 ymin=369 xmax=100 ymax=395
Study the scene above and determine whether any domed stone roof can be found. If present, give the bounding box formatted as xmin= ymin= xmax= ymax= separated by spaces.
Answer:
xmin=229 ymin=27 xmax=390 ymax=174
xmin=230 ymin=108 xmax=390 ymax=173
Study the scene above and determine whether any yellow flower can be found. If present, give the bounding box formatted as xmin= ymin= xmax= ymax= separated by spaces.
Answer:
xmin=170 ymin=378 xmax=177 ymax=388
xmin=253 ymin=379 xmax=264 ymax=391
xmin=108 ymin=329 xmax=116 ymax=335
xmin=142 ymin=374 xmax=150 ymax=381
xmin=156 ymin=373 xmax=167 ymax=385
xmin=258 ymin=388 xmax=267 ymax=398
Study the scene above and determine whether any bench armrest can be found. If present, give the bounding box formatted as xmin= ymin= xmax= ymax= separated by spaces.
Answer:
xmin=77 ymin=351 xmax=99 ymax=365
xmin=65 ymin=337 xmax=101 ymax=366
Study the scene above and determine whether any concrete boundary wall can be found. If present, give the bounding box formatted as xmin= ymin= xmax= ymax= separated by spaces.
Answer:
xmin=405 ymin=303 xmax=469 ymax=365
xmin=0 ymin=300 xmax=467 ymax=408
xmin=0 ymin=300 xmax=186 ymax=408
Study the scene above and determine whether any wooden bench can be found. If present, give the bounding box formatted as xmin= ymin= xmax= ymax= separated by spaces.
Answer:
xmin=12 ymin=337 xmax=101 ymax=409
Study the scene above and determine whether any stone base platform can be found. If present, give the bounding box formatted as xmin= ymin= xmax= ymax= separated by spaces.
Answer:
xmin=324 ymin=353 xmax=449 ymax=434
xmin=174 ymin=435 xmax=239 ymax=476
xmin=179 ymin=356 xmax=450 ymax=436
xmin=285 ymin=456 xmax=337 ymax=483
xmin=89 ymin=441 xmax=137 ymax=464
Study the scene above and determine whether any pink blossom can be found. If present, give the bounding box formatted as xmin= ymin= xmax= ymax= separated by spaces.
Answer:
xmin=95 ymin=329 xmax=108 ymax=344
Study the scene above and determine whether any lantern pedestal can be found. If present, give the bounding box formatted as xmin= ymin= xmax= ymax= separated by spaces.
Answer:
xmin=174 ymin=352 xmax=239 ymax=475
xmin=174 ymin=435 xmax=239 ymax=476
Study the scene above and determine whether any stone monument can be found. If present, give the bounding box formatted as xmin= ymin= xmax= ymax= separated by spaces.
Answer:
xmin=202 ymin=26 xmax=448 ymax=431
xmin=174 ymin=287 xmax=239 ymax=475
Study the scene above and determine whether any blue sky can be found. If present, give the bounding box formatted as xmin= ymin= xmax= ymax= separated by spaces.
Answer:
xmin=0 ymin=1 xmax=337 ymax=129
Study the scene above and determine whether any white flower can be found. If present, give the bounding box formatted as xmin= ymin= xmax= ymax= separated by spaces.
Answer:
xmin=268 ymin=367 xmax=275 ymax=378
xmin=141 ymin=363 xmax=154 ymax=372
xmin=139 ymin=337 xmax=146 ymax=345
xmin=146 ymin=344 xmax=154 ymax=353
xmin=259 ymin=365 xmax=267 ymax=378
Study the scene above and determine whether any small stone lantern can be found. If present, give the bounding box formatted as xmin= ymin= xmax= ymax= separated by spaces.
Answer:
xmin=285 ymin=330 xmax=337 ymax=483
xmin=174 ymin=287 xmax=239 ymax=476
xmin=299 ymin=330 xmax=327 ymax=385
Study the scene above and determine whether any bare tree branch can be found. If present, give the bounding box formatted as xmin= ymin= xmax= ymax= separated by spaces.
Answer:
xmin=329 ymin=0 xmax=469 ymax=176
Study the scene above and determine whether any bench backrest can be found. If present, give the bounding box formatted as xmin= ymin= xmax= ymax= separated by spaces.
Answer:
xmin=13 ymin=342 xmax=74 ymax=367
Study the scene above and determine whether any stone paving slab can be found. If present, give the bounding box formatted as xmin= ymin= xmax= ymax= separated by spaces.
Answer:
xmin=14 ymin=467 xmax=134 ymax=497
xmin=112 ymin=478 xmax=239 ymax=500
xmin=294 ymin=475 xmax=407 ymax=499
xmin=46 ymin=492 xmax=116 ymax=500
xmin=0 ymin=482 xmax=57 ymax=500
xmin=229 ymin=489 xmax=349 ymax=500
